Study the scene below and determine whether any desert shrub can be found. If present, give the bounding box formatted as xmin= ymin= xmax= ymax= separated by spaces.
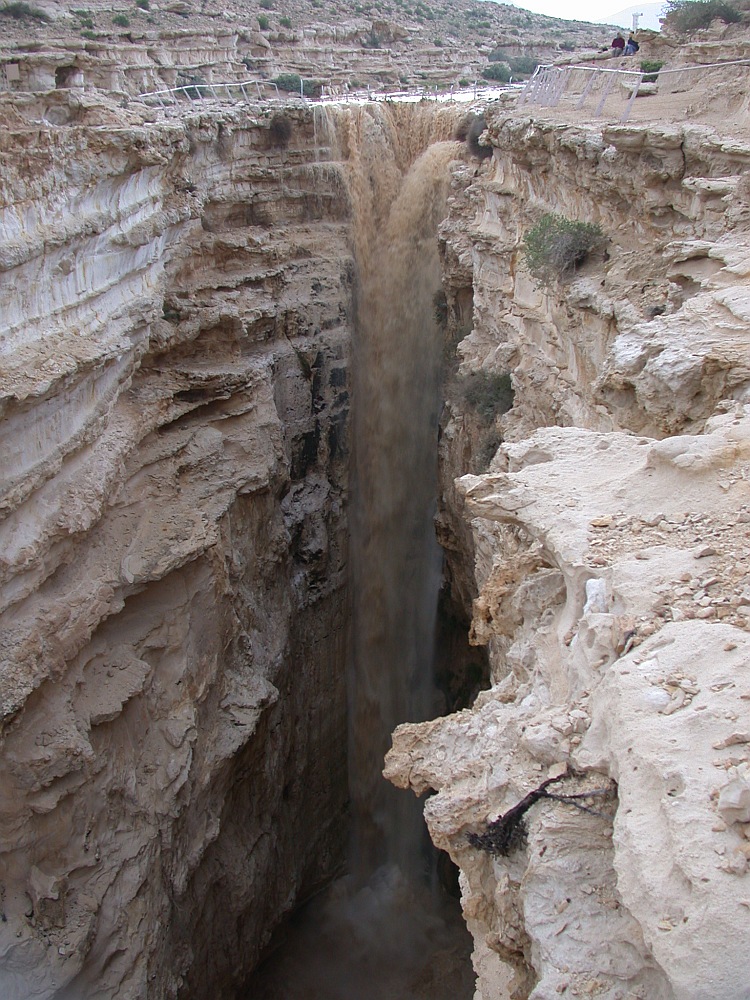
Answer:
xmin=521 ymin=213 xmax=603 ymax=286
xmin=640 ymin=59 xmax=663 ymax=81
xmin=559 ymin=40 xmax=575 ymax=50
xmin=280 ymin=15 xmax=292 ymax=27
xmin=257 ymin=13 xmax=270 ymax=29
xmin=0 ymin=1 xmax=51 ymax=20
xmin=272 ymin=72 xmax=320 ymax=97
xmin=362 ymin=29 xmax=381 ymax=47
xmin=260 ymin=0 xmax=274 ymax=6
xmin=663 ymin=0 xmax=740 ymax=31
xmin=113 ymin=13 xmax=129 ymax=26
xmin=481 ymin=62 xmax=511 ymax=82
xmin=135 ymin=0 xmax=149 ymax=8
xmin=458 ymin=77 xmax=470 ymax=87
xmin=268 ymin=111 xmax=292 ymax=146
xmin=507 ymin=54 xmax=538 ymax=75
xmin=434 ymin=36 xmax=443 ymax=45
xmin=460 ymin=371 xmax=514 ymax=422
xmin=487 ymin=46 xmax=507 ymax=61
xmin=81 ymin=27 xmax=96 ymax=37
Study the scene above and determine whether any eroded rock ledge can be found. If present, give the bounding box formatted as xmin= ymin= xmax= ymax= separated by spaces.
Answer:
xmin=386 ymin=114 xmax=750 ymax=999
xmin=0 ymin=103 xmax=352 ymax=999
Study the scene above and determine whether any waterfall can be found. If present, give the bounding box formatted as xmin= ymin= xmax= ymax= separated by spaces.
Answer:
xmin=348 ymin=136 xmax=458 ymax=879
xmin=245 ymin=103 xmax=474 ymax=1000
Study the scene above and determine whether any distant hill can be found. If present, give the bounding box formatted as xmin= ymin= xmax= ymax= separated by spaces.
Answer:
xmin=596 ymin=2 xmax=666 ymax=31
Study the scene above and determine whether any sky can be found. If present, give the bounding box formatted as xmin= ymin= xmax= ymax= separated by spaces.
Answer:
xmin=498 ymin=0 xmax=666 ymax=26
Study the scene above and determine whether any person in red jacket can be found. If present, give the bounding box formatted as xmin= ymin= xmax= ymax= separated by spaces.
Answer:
xmin=611 ymin=32 xmax=625 ymax=55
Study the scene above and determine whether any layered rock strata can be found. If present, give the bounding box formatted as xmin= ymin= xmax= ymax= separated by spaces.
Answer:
xmin=386 ymin=113 xmax=750 ymax=998
xmin=0 ymin=102 xmax=353 ymax=999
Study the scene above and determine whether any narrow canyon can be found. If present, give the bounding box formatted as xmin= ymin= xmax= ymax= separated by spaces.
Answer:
xmin=3 ymin=12 xmax=750 ymax=1000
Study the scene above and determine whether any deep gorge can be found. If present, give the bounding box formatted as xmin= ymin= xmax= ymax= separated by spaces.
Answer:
xmin=3 ymin=68 xmax=750 ymax=1000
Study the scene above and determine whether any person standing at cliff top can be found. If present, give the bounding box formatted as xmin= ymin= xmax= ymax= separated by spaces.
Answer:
xmin=611 ymin=32 xmax=625 ymax=55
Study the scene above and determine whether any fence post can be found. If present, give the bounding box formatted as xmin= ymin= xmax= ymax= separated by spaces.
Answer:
xmin=576 ymin=69 xmax=598 ymax=110
xmin=620 ymin=72 xmax=643 ymax=123
xmin=595 ymin=69 xmax=619 ymax=116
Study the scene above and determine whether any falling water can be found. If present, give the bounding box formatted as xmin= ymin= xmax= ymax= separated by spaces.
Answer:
xmin=348 ymin=137 xmax=456 ymax=879
xmin=245 ymin=103 xmax=474 ymax=1000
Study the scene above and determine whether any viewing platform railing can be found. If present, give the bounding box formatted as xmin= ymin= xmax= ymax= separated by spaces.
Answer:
xmin=518 ymin=57 xmax=750 ymax=124
xmin=134 ymin=79 xmax=511 ymax=109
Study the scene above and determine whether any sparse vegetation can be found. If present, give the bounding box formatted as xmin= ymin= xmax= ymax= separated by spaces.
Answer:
xmin=521 ymin=213 xmax=604 ymax=287
xmin=663 ymin=0 xmax=741 ymax=31
xmin=0 ymin=1 xmax=51 ymax=21
xmin=272 ymin=72 xmax=320 ymax=97
xmin=81 ymin=27 xmax=96 ymax=37
xmin=640 ymin=59 xmax=663 ymax=81
xmin=459 ymin=370 xmax=514 ymax=422
xmin=112 ymin=12 xmax=129 ymax=25
xmin=73 ymin=8 xmax=94 ymax=27
xmin=481 ymin=62 xmax=511 ymax=83
xmin=257 ymin=13 xmax=270 ymax=29
xmin=467 ymin=777 xmax=615 ymax=857
xmin=280 ymin=15 xmax=292 ymax=27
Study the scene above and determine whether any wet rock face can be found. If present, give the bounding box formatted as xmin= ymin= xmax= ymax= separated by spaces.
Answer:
xmin=389 ymin=113 xmax=750 ymax=999
xmin=0 ymin=105 xmax=351 ymax=999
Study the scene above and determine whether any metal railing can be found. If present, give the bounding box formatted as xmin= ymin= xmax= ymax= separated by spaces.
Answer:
xmin=519 ymin=57 xmax=750 ymax=124
xmin=135 ymin=78 xmax=512 ymax=109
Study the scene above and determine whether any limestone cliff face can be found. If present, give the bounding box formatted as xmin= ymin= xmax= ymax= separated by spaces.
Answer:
xmin=386 ymin=114 xmax=750 ymax=998
xmin=0 ymin=103 xmax=352 ymax=999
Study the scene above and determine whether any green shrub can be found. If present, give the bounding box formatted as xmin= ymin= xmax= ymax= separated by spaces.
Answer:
xmin=0 ymin=1 xmax=51 ymax=20
xmin=663 ymin=0 xmax=740 ymax=31
xmin=458 ymin=76 xmax=470 ymax=87
xmin=434 ymin=36 xmax=443 ymax=45
xmin=272 ymin=72 xmax=320 ymax=97
xmin=521 ymin=213 xmax=604 ymax=286
xmin=113 ymin=13 xmax=129 ymax=25
xmin=559 ymin=40 xmax=576 ymax=51
xmin=260 ymin=0 xmax=274 ymax=6
xmin=81 ymin=27 xmax=96 ymax=37
xmin=280 ymin=15 xmax=292 ymax=27
xmin=487 ymin=46 xmax=506 ymax=61
xmin=481 ymin=62 xmax=511 ymax=82
xmin=640 ymin=59 xmax=663 ymax=81
xmin=459 ymin=371 xmax=514 ymax=422
xmin=508 ymin=54 xmax=538 ymax=75
xmin=257 ymin=13 xmax=270 ymax=29
xmin=362 ymin=29 xmax=381 ymax=47
xmin=135 ymin=0 xmax=149 ymax=8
